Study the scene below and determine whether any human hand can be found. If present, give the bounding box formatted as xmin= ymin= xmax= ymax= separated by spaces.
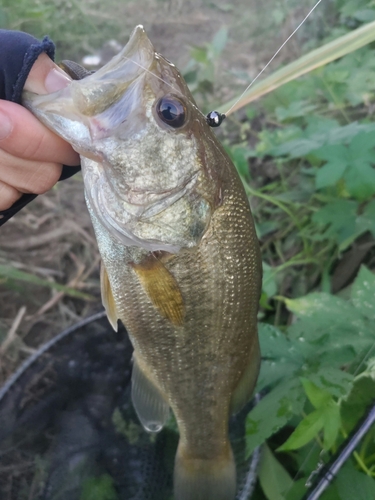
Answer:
xmin=0 ymin=53 xmax=80 ymax=211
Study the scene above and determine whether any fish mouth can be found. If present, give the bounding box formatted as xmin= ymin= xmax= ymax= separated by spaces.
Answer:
xmin=76 ymin=25 xmax=156 ymax=108
xmin=22 ymin=25 xmax=156 ymax=148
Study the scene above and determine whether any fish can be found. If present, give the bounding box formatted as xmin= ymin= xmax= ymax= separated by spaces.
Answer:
xmin=22 ymin=25 xmax=262 ymax=500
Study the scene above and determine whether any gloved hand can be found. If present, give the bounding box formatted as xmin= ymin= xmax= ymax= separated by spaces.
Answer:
xmin=0 ymin=30 xmax=80 ymax=226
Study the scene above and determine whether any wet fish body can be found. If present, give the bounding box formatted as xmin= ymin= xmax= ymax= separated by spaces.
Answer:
xmin=23 ymin=26 xmax=262 ymax=500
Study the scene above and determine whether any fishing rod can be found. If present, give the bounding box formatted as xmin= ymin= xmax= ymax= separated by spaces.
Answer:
xmin=302 ymin=401 xmax=375 ymax=499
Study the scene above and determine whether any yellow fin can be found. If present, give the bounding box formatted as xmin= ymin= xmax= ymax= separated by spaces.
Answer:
xmin=100 ymin=262 xmax=119 ymax=332
xmin=131 ymin=355 xmax=170 ymax=433
xmin=132 ymin=256 xmax=185 ymax=326
xmin=230 ymin=339 xmax=261 ymax=414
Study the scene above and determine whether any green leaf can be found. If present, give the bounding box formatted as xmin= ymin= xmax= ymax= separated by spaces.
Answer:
xmin=285 ymin=292 xmax=348 ymax=318
xmin=285 ymin=293 xmax=373 ymax=355
xmin=277 ymin=408 xmax=325 ymax=451
xmin=311 ymin=200 xmax=358 ymax=247
xmin=322 ymin=401 xmax=341 ymax=450
xmin=336 ymin=461 xmax=375 ymax=500
xmin=256 ymin=360 xmax=297 ymax=394
xmin=349 ymin=131 xmax=375 ymax=156
xmin=245 ymin=378 xmax=306 ymax=457
xmin=300 ymin=378 xmax=331 ymax=409
xmin=314 ymin=144 xmax=349 ymax=164
xmin=315 ymin=160 xmax=347 ymax=189
xmin=275 ymin=101 xmax=316 ymax=122
xmin=351 ymin=265 xmax=375 ymax=320
xmin=326 ymin=122 xmax=375 ymax=146
xmin=344 ymin=162 xmax=375 ymax=200
xmin=258 ymin=323 xmax=303 ymax=362
xmin=307 ymin=368 xmax=354 ymax=400
xmin=258 ymin=444 xmax=293 ymax=500
xmin=211 ymin=26 xmax=228 ymax=56
xmin=272 ymin=137 xmax=324 ymax=157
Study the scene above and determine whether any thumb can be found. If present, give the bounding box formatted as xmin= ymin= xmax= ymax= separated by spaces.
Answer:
xmin=23 ymin=53 xmax=71 ymax=95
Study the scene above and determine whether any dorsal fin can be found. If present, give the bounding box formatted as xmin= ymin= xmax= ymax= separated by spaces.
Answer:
xmin=132 ymin=255 xmax=185 ymax=326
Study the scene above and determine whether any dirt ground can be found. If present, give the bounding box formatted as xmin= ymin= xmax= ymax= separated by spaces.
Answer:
xmin=0 ymin=0 xmax=328 ymax=383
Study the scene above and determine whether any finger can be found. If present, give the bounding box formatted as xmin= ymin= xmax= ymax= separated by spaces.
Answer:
xmin=24 ymin=52 xmax=72 ymax=95
xmin=0 ymin=180 xmax=22 ymax=211
xmin=0 ymin=100 xmax=80 ymax=165
xmin=0 ymin=148 xmax=62 ymax=194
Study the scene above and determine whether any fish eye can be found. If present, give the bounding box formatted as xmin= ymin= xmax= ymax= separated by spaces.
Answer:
xmin=156 ymin=95 xmax=186 ymax=128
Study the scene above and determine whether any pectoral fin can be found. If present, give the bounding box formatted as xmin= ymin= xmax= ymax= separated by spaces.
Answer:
xmin=132 ymin=256 xmax=185 ymax=326
xmin=131 ymin=356 xmax=170 ymax=433
xmin=230 ymin=339 xmax=261 ymax=414
xmin=100 ymin=262 xmax=119 ymax=331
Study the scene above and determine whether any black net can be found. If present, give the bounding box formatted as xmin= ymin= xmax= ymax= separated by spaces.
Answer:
xmin=0 ymin=312 xmax=259 ymax=500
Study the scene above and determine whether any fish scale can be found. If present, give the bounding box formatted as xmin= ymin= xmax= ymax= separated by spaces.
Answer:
xmin=23 ymin=25 xmax=262 ymax=500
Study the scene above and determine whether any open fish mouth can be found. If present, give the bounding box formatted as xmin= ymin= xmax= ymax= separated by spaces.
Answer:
xmin=22 ymin=25 xmax=156 ymax=153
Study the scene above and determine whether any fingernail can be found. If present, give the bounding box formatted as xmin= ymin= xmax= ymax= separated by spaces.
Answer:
xmin=0 ymin=110 xmax=12 ymax=140
xmin=45 ymin=67 xmax=71 ymax=93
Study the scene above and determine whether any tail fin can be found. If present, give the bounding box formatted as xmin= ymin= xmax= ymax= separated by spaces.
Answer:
xmin=174 ymin=442 xmax=236 ymax=500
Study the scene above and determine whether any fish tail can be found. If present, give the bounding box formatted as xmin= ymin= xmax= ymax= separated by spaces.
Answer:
xmin=174 ymin=441 xmax=236 ymax=500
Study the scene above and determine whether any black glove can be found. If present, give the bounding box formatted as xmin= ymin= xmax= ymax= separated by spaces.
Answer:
xmin=0 ymin=30 xmax=81 ymax=226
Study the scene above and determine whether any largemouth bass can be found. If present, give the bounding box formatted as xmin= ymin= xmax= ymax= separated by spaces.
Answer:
xmin=23 ymin=25 xmax=262 ymax=500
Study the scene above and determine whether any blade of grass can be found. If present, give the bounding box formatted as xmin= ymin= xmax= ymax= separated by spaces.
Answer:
xmin=0 ymin=265 xmax=94 ymax=300
xmin=219 ymin=20 xmax=375 ymax=115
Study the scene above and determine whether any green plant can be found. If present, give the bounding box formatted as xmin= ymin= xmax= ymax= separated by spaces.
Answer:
xmin=246 ymin=266 xmax=375 ymax=499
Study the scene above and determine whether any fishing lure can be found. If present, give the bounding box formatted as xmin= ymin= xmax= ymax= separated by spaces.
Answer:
xmin=206 ymin=110 xmax=226 ymax=127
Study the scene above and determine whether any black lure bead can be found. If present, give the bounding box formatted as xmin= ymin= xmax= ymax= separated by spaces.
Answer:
xmin=206 ymin=111 xmax=226 ymax=127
